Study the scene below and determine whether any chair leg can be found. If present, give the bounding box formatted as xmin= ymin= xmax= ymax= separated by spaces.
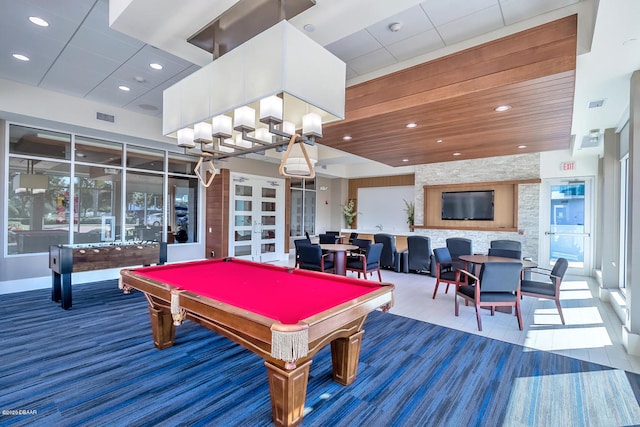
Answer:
xmin=455 ymin=295 xmax=459 ymax=316
xmin=376 ymin=269 xmax=382 ymax=282
xmin=515 ymin=300 xmax=523 ymax=330
xmin=432 ymin=280 xmax=440 ymax=299
xmin=555 ymin=298 xmax=565 ymax=325
xmin=445 ymin=283 xmax=450 ymax=294
xmin=490 ymin=306 xmax=495 ymax=316
xmin=475 ymin=304 xmax=483 ymax=331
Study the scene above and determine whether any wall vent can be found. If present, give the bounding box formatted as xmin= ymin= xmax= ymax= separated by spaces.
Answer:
xmin=96 ymin=112 xmax=115 ymax=123
xmin=587 ymin=99 xmax=606 ymax=109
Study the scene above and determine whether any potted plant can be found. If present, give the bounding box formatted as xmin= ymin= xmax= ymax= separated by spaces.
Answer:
xmin=342 ymin=199 xmax=356 ymax=228
xmin=404 ymin=199 xmax=415 ymax=230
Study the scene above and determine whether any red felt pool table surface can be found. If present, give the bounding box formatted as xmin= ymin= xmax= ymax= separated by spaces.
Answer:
xmin=131 ymin=258 xmax=383 ymax=324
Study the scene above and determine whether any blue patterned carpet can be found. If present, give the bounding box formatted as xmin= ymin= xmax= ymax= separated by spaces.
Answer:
xmin=1 ymin=280 xmax=640 ymax=426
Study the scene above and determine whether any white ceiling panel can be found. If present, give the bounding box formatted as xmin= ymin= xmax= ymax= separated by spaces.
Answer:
xmin=69 ymin=26 xmax=143 ymax=64
xmin=500 ymin=0 xmax=580 ymax=26
xmin=420 ymin=0 xmax=500 ymax=27
xmin=84 ymin=75 xmax=148 ymax=107
xmin=326 ymin=30 xmax=383 ymax=62
xmin=40 ymin=45 xmax=122 ymax=96
xmin=386 ymin=28 xmax=445 ymax=62
xmin=365 ymin=5 xmax=433 ymax=46
xmin=347 ymin=48 xmax=398 ymax=75
xmin=121 ymin=45 xmax=193 ymax=78
xmin=26 ymin=0 xmax=98 ymax=23
xmin=437 ymin=5 xmax=505 ymax=46
xmin=123 ymin=91 xmax=163 ymax=116
xmin=0 ymin=1 xmax=84 ymax=45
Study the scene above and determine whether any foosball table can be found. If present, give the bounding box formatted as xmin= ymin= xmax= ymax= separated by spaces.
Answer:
xmin=49 ymin=241 xmax=167 ymax=309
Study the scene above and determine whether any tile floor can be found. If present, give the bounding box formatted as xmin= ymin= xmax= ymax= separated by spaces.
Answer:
xmin=282 ymin=254 xmax=640 ymax=374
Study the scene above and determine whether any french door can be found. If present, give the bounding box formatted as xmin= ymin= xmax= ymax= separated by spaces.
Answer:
xmin=229 ymin=173 xmax=284 ymax=262
xmin=540 ymin=178 xmax=593 ymax=276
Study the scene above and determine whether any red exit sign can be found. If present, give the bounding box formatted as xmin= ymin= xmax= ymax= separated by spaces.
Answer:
xmin=561 ymin=161 xmax=575 ymax=171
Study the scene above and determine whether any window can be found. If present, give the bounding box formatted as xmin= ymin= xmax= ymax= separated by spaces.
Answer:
xmin=5 ymin=124 xmax=200 ymax=254
xmin=289 ymin=177 xmax=316 ymax=237
xmin=620 ymin=155 xmax=629 ymax=293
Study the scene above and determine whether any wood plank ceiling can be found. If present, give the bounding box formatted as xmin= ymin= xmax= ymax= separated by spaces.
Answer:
xmin=320 ymin=15 xmax=577 ymax=167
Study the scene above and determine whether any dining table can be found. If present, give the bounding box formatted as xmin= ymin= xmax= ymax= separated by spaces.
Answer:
xmin=320 ymin=243 xmax=358 ymax=276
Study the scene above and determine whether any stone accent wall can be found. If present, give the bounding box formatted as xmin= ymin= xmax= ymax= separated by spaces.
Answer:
xmin=413 ymin=153 xmax=541 ymax=260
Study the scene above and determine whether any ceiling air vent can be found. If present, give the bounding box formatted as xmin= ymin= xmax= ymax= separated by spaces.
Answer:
xmin=587 ymin=99 xmax=606 ymax=109
xmin=96 ymin=112 xmax=115 ymax=123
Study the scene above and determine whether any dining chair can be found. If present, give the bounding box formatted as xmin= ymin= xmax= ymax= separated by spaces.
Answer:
xmin=319 ymin=233 xmax=337 ymax=244
xmin=488 ymin=247 xmax=522 ymax=260
xmin=298 ymin=244 xmax=335 ymax=273
xmin=446 ymin=237 xmax=473 ymax=270
xmin=432 ymin=247 xmax=461 ymax=299
xmin=346 ymin=243 xmax=383 ymax=282
xmin=520 ymin=257 xmax=569 ymax=324
xmin=455 ymin=261 xmax=523 ymax=331
xmin=293 ymin=237 xmax=312 ymax=268
xmin=490 ymin=239 xmax=522 ymax=251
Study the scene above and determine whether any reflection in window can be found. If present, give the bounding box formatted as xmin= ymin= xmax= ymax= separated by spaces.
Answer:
xmin=9 ymin=125 xmax=71 ymax=159
xmin=290 ymin=178 xmax=316 ymax=237
xmin=74 ymin=165 xmax=121 ymax=244
xmin=75 ymin=136 xmax=122 ymax=165
xmin=126 ymin=146 xmax=164 ymax=172
xmin=8 ymin=157 xmax=70 ymax=254
xmin=126 ymin=172 xmax=163 ymax=241
xmin=168 ymin=175 xmax=198 ymax=244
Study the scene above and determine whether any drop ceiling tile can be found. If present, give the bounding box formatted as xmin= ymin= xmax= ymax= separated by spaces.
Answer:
xmin=365 ymin=5 xmax=433 ymax=46
xmin=326 ymin=30 xmax=383 ymax=62
xmin=81 ymin=0 xmax=145 ymax=49
xmin=0 ymin=1 xmax=83 ymax=45
xmin=26 ymin=0 xmax=97 ymax=23
xmin=500 ymin=0 xmax=580 ymax=25
xmin=84 ymin=75 xmax=148 ymax=107
xmin=437 ymin=5 xmax=504 ymax=46
xmin=347 ymin=48 xmax=398 ymax=75
xmin=0 ymin=49 xmax=49 ymax=86
xmin=123 ymin=90 xmax=163 ymax=116
xmin=345 ymin=66 xmax=359 ymax=80
xmin=69 ymin=26 xmax=143 ymax=64
xmin=121 ymin=45 xmax=194 ymax=80
xmin=420 ymin=0 xmax=499 ymax=27
xmin=40 ymin=45 xmax=121 ymax=96
xmin=386 ymin=28 xmax=445 ymax=62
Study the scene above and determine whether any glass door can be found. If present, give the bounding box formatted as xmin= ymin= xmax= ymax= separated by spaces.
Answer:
xmin=229 ymin=173 xmax=284 ymax=262
xmin=541 ymin=178 xmax=593 ymax=276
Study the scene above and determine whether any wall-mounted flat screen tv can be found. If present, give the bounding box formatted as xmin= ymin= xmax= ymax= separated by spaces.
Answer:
xmin=441 ymin=190 xmax=494 ymax=221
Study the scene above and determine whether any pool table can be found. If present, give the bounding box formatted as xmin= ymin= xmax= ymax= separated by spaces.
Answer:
xmin=119 ymin=258 xmax=394 ymax=427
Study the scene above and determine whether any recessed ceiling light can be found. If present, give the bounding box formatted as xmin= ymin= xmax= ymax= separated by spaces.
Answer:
xmin=518 ymin=145 xmax=527 ymax=149
xmin=28 ymin=16 xmax=49 ymax=27
xmin=402 ymin=159 xmax=409 ymax=162
xmin=494 ymin=105 xmax=512 ymax=112
xmin=436 ymin=139 xmax=443 ymax=143
xmin=12 ymin=53 xmax=29 ymax=61
xmin=118 ymin=85 xmax=131 ymax=92
xmin=406 ymin=122 xmax=417 ymax=128
xmin=76 ymin=152 xmax=86 ymax=158
xmin=453 ymin=152 xmax=461 ymax=156
xmin=342 ymin=135 xmax=352 ymax=141
xmin=149 ymin=63 xmax=163 ymax=70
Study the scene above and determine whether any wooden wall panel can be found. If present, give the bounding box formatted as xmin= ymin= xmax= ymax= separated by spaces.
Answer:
xmin=420 ymin=179 xmax=539 ymax=231
xmin=205 ymin=168 xmax=230 ymax=258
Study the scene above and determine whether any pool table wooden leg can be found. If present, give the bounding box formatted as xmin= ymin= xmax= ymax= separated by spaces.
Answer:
xmin=147 ymin=305 xmax=176 ymax=350
xmin=330 ymin=330 xmax=365 ymax=385
xmin=265 ymin=359 xmax=311 ymax=427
